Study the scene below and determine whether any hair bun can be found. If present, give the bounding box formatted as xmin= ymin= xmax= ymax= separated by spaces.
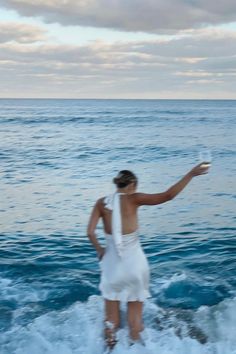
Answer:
xmin=113 ymin=177 xmax=119 ymax=184
xmin=113 ymin=170 xmax=137 ymax=188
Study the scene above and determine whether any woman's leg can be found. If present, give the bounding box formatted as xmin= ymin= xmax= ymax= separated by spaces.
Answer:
xmin=127 ymin=301 xmax=144 ymax=343
xmin=104 ymin=299 xmax=120 ymax=350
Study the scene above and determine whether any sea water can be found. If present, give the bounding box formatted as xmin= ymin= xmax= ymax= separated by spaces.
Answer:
xmin=0 ymin=99 xmax=235 ymax=354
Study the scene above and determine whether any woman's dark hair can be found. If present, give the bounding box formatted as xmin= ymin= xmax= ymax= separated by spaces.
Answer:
xmin=113 ymin=170 xmax=138 ymax=188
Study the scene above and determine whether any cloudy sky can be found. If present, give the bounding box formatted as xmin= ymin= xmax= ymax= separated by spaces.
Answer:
xmin=0 ymin=0 xmax=236 ymax=99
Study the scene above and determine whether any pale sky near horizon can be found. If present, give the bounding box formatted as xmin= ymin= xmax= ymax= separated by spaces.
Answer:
xmin=0 ymin=1 xmax=236 ymax=99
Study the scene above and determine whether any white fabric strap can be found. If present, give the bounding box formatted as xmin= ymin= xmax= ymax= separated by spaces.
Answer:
xmin=104 ymin=192 xmax=125 ymax=257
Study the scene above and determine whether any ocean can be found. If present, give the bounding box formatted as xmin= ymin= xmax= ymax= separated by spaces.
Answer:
xmin=0 ymin=99 xmax=235 ymax=354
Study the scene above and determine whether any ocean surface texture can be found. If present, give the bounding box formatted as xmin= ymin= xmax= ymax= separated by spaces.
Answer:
xmin=0 ymin=99 xmax=235 ymax=354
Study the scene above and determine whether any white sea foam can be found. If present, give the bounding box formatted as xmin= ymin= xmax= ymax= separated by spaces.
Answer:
xmin=1 ymin=293 xmax=236 ymax=354
xmin=0 ymin=276 xmax=49 ymax=304
xmin=157 ymin=272 xmax=188 ymax=290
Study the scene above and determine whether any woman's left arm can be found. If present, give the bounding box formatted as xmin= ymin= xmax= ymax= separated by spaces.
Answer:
xmin=87 ymin=199 xmax=105 ymax=260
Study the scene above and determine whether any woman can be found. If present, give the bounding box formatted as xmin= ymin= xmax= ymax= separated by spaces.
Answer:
xmin=87 ymin=162 xmax=210 ymax=350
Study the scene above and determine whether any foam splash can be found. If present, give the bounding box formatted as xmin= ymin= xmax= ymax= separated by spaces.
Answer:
xmin=1 ymin=294 xmax=236 ymax=354
xmin=155 ymin=272 xmax=188 ymax=290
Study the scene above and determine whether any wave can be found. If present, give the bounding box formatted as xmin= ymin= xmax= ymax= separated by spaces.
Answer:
xmin=1 ymin=286 xmax=236 ymax=353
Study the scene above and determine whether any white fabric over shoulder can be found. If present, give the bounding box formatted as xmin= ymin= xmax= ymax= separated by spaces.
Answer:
xmin=104 ymin=192 xmax=124 ymax=257
xmin=104 ymin=194 xmax=113 ymax=210
xmin=112 ymin=192 xmax=123 ymax=257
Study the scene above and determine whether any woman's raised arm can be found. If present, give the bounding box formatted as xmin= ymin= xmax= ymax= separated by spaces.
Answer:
xmin=133 ymin=163 xmax=210 ymax=206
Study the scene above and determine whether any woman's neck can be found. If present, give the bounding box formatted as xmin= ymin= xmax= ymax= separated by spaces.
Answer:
xmin=116 ymin=188 xmax=134 ymax=195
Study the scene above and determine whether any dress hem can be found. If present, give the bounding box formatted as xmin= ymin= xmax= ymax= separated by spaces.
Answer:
xmin=100 ymin=289 xmax=152 ymax=302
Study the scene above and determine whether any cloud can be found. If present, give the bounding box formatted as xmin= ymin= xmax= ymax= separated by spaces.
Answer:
xmin=0 ymin=22 xmax=47 ymax=43
xmin=176 ymin=70 xmax=236 ymax=77
xmin=186 ymin=79 xmax=224 ymax=84
xmin=1 ymin=0 xmax=236 ymax=33
xmin=0 ymin=27 xmax=236 ymax=98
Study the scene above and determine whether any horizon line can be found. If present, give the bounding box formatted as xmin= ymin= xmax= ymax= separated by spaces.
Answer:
xmin=0 ymin=97 xmax=236 ymax=100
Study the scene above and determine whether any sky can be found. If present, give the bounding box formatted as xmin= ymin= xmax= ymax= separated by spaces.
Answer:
xmin=0 ymin=0 xmax=236 ymax=99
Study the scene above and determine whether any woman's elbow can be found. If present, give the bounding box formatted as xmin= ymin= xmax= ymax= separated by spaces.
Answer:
xmin=87 ymin=228 xmax=95 ymax=239
xmin=86 ymin=227 xmax=92 ymax=238
xmin=166 ymin=191 xmax=174 ymax=201
xmin=153 ymin=191 xmax=173 ymax=204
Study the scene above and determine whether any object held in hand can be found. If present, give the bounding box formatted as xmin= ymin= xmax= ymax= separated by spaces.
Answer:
xmin=198 ymin=150 xmax=212 ymax=165
xmin=200 ymin=162 xmax=211 ymax=168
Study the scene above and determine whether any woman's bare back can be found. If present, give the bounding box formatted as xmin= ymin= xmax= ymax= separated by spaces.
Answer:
xmin=99 ymin=193 xmax=138 ymax=235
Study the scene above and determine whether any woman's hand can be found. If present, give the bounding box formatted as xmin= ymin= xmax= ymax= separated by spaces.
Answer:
xmin=190 ymin=162 xmax=211 ymax=177
xmin=97 ymin=247 xmax=106 ymax=261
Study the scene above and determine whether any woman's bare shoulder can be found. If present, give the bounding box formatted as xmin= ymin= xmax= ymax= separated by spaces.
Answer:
xmin=91 ymin=197 xmax=105 ymax=211
xmin=97 ymin=196 xmax=111 ymax=211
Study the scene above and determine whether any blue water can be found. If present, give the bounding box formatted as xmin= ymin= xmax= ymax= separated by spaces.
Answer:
xmin=0 ymin=99 xmax=235 ymax=354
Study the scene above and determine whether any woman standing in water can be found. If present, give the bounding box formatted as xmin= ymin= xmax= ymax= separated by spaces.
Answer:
xmin=87 ymin=162 xmax=210 ymax=350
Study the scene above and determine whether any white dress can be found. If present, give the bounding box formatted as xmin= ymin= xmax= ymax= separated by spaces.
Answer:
xmin=98 ymin=192 xmax=151 ymax=302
